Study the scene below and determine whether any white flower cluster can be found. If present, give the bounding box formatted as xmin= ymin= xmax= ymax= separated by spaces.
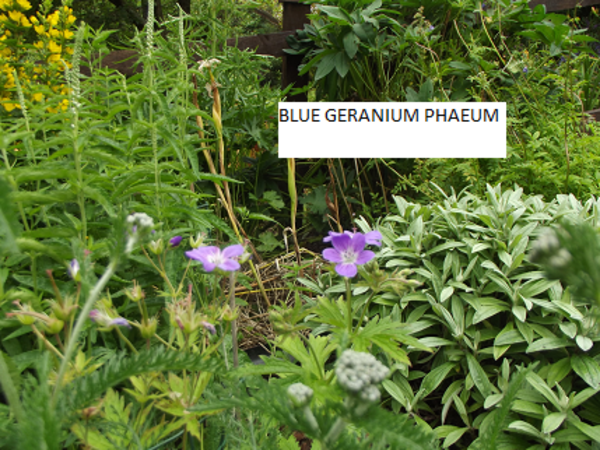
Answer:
xmin=287 ymin=382 xmax=314 ymax=408
xmin=127 ymin=212 xmax=154 ymax=230
xmin=336 ymin=350 xmax=389 ymax=395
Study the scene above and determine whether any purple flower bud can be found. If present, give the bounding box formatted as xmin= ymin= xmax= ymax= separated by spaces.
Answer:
xmin=169 ymin=236 xmax=183 ymax=247
xmin=201 ymin=321 xmax=216 ymax=335
xmin=68 ymin=259 xmax=81 ymax=281
xmin=110 ymin=317 xmax=131 ymax=328
xmin=523 ymin=67 xmax=528 ymax=74
xmin=89 ymin=309 xmax=100 ymax=322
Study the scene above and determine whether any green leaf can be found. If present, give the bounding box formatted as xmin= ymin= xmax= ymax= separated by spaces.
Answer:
xmin=542 ymin=412 xmax=566 ymax=434
xmin=575 ymin=335 xmax=593 ymax=351
xmin=526 ymin=337 xmax=571 ymax=353
xmin=0 ymin=176 xmax=21 ymax=253
xmin=443 ymin=427 xmax=468 ymax=448
xmin=419 ymin=362 xmax=456 ymax=399
xmin=343 ymin=31 xmax=359 ymax=59
xmin=382 ymin=379 xmax=407 ymax=407
xmin=466 ymin=353 xmax=495 ymax=398
xmin=571 ymin=354 xmax=600 ymax=389
xmin=507 ymin=420 xmax=546 ymax=440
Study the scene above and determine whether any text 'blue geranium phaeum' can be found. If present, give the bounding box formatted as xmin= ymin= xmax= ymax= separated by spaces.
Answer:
xmin=322 ymin=232 xmax=375 ymax=278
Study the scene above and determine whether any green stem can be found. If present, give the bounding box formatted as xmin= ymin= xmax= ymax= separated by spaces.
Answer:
xmin=229 ymin=271 xmax=239 ymax=369
xmin=52 ymin=259 xmax=118 ymax=403
xmin=354 ymin=291 xmax=377 ymax=333
xmin=115 ymin=327 xmax=138 ymax=354
xmin=345 ymin=278 xmax=353 ymax=334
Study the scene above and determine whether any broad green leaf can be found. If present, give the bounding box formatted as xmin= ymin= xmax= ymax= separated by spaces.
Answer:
xmin=419 ymin=362 xmax=456 ymax=399
xmin=382 ymin=379 xmax=407 ymax=407
xmin=507 ymin=420 xmax=547 ymax=440
xmin=443 ymin=427 xmax=469 ymax=448
xmin=526 ymin=372 xmax=561 ymax=410
xmin=571 ymin=354 xmax=600 ymax=389
xmin=569 ymin=416 xmax=600 ymax=442
xmin=526 ymin=337 xmax=572 ymax=353
xmin=546 ymin=358 xmax=571 ymax=387
xmin=542 ymin=412 xmax=566 ymax=434
xmin=466 ymin=353 xmax=495 ymax=398
xmin=484 ymin=393 xmax=504 ymax=409
xmin=512 ymin=305 xmax=527 ymax=322
xmin=575 ymin=335 xmax=593 ymax=351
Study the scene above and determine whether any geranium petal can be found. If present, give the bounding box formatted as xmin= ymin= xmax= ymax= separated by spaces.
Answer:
xmin=336 ymin=263 xmax=357 ymax=278
xmin=222 ymin=244 xmax=244 ymax=258
xmin=186 ymin=246 xmax=219 ymax=261
xmin=355 ymin=250 xmax=375 ymax=265
xmin=364 ymin=231 xmax=382 ymax=246
xmin=202 ymin=261 xmax=216 ymax=272
xmin=219 ymin=259 xmax=241 ymax=272
xmin=349 ymin=233 xmax=366 ymax=253
xmin=331 ymin=233 xmax=352 ymax=252
xmin=323 ymin=248 xmax=343 ymax=263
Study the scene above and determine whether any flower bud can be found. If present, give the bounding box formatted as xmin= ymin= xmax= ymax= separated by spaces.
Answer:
xmin=42 ymin=315 xmax=64 ymax=334
xmin=148 ymin=239 xmax=164 ymax=255
xmin=221 ymin=305 xmax=238 ymax=322
xmin=125 ymin=280 xmax=144 ymax=303
xmin=169 ymin=236 xmax=183 ymax=248
xmin=287 ymin=383 xmax=313 ymax=408
xmin=190 ymin=232 xmax=206 ymax=249
xmin=68 ymin=259 xmax=81 ymax=282
xmin=139 ymin=316 xmax=158 ymax=339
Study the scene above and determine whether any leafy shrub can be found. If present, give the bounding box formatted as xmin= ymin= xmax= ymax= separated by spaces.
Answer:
xmin=366 ymin=184 xmax=600 ymax=448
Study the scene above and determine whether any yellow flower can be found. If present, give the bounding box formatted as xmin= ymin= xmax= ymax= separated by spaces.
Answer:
xmin=65 ymin=46 xmax=73 ymax=55
xmin=33 ymin=40 xmax=43 ymax=49
xmin=0 ymin=0 xmax=8 ymax=11
xmin=3 ymin=101 xmax=19 ymax=112
xmin=0 ymin=13 xmax=7 ymax=22
xmin=8 ymin=10 xmax=23 ymax=23
xmin=34 ymin=23 xmax=44 ymax=34
xmin=66 ymin=14 xmax=76 ymax=25
xmin=49 ymin=28 xmax=60 ymax=37
xmin=19 ymin=14 xmax=30 ymax=26
xmin=16 ymin=0 xmax=31 ymax=10
xmin=47 ymin=11 xmax=58 ymax=26
xmin=47 ymin=53 xmax=60 ymax=63
xmin=62 ymin=29 xmax=73 ymax=39
xmin=29 ymin=15 xmax=37 ymax=23
xmin=32 ymin=92 xmax=42 ymax=101
xmin=48 ymin=40 xmax=61 ymax=53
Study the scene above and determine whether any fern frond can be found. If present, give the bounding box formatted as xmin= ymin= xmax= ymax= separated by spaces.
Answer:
xmin=471 ymin=366 xmax=530 ymax=450
xmin=60 ymin=347 xmax=223 ymax=416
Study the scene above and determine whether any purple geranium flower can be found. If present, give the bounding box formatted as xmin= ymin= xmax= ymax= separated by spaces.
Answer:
xmin=322 ymin=233 xmax=375 ymax=278
xmin=185 ymin=244 xmax=244 ymax=272
xmin=323 ymin=230 xmax=382 ymax=247
xmin=170 ymin=236 xmax=183 ymax=247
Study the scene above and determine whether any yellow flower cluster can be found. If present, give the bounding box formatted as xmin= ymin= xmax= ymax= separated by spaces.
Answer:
xmin=0 ymin=0 xmax=76 ymax=112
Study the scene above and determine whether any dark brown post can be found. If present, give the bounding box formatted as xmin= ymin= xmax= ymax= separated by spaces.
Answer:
xmin=280 ymin=0 xmax=311 ymax=102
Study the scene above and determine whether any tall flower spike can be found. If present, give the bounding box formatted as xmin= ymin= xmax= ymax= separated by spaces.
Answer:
xmin=185 ymin=244 xmax=244 ymax=272
xmin=322 ymin=233 xmax=375 ymax=278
